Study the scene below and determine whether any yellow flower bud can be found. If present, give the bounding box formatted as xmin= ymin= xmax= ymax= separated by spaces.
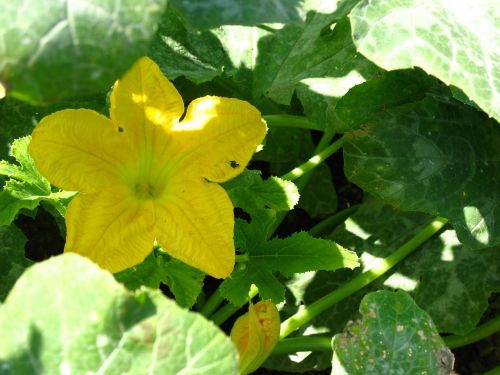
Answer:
xmin=0 ymin=82 xmax=5 ymax=100
xmin=230 ymin=300 xmax=280 ymax=375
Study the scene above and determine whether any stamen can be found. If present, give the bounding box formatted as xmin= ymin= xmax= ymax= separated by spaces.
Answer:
xmin=134 ymin=182 xmax=155 ymax=199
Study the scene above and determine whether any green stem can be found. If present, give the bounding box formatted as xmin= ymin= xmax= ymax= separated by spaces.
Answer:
xmin=235 ymin=253 xmax=249 ymax=263
xmin=271 ymin=336 xmax=331 ymax=356
xmin=308 ymin=204 xmax=360 ymax=238
xmin=211 ymin=286 xmax=259 ymax=325
xmin=199 ymin=289 xmax=224 ymax=317
xmin=280 ymin=217 xmax=448 ymax=339
xmin=281 ymin=135 xmax=346 ymax=182
xmin=443 ymin=314 xmax=500 ymax=349
xmin=270 ymin=131 xmax=335 ymax=236
xmin=263 ymin=115 xmax=323 ymax=131
xmin=293 ymin=131 xmax=335 ymax=190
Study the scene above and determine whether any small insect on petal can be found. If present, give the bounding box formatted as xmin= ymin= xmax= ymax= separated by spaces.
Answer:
xmin=230 ymin=300 xmax=280 ymax=375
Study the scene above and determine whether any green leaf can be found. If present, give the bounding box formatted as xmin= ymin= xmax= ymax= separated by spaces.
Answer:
xmin=334 ymin=69 xmax=439 ymax=132
xmin=152 ymin=1 xmax=377 ymax=114
xmin=0 ymin=88 xmax=107 ymax=162
xmin=150 ymin=7 xmax=233 ymax=84
xmin=328 ymin=196 xmax=499 ymax=335
xmin=225 ymin=170 xmax=299 ymax=247
xmin=0 ymin=136 xmax=75 ymax=225
xmin=0 ymin=253 xmax=239 ymax=374
xmin=115 ymin=249 xmax=204 ymax=308
xmin=298 ymin=165 xmax=339 ymax=217
xmin=394 ymin=229 xmax=500 ymax=335
xmin=0 ymin=98 xmax=36 ymax=160
xmin=0 ymin=224 xmax=32 ymax=302
xmin=257 ymin=128 xmax=339 ymax=218
xmin=0 ymin=0 xmax=165 ymax=104
xmin=225 ymin=169 xmax=299 ymax=215
xmin=254 ymin=14 xmax=378 ymax=111
xmin=221 ymin=232 xmax=359 ymax=306
xmin=344 ymin=96 xmax=500 ymax=249
xmin=350 ymin=0 xmax=500 ymax=123
xmin=169 ymin=0 xmax=302 ymax=29
xmin=331 ymin=290 xmax=454 ymax=375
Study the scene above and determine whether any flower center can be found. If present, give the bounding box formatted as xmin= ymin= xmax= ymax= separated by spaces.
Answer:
xmin=134 ymin=182 xmax=156 ymax=200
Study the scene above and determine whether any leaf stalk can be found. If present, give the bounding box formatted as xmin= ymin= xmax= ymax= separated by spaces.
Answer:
xmin=279 ymin=217 xmax=448 ymax=339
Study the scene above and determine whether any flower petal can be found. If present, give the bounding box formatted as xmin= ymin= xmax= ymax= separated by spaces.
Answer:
xmin=29 ymin=109 xmax=130 ymax=192
xmin=110 ymin=56 xmax=184 ymax=150
xmin=64 ymin=187 xmax=155 ymax=273
xmin=155 ymin=178 xmax=235 ymax=279
xmin=171 ymin=96 xmax=267 ymax=183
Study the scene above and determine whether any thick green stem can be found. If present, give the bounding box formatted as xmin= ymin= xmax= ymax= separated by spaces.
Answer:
xmin=199 ymin=289 xmax=224 ymax=317
xmin=308 ymin=204 xmax=360 ymax=238
xmin=263 ymin=115 xmax=323 ymax=131
xmin=211 ymin=285 xmax=259 ymax=325
xmin=272 ymin=314 xmax=500 ymax=359
xmin=292 ymin=131 xmax=335 ymax=190
xmin=443 ymin=314 xmax=500 ymax=349
xmin=271 ymin=336 xmax=331 ymax=356
xmin=280 ymin=217 xmax=448 ymax=339
xmin=281 ymin=135 xmax=346 ymax=182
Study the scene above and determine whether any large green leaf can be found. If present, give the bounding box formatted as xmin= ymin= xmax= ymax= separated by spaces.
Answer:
xmin=0 ymin=136 xmax=74 ymax=225
xmin=397 ymin=229 xmax=500 ymax=335
xmin=350 ymin=0 xmax=500 ymax=123
xmin=334 ymin=69 xmax=439 ymax=132
xmin=344 ymin=97 xmax=500 ymax=249
xmin=0 ymin=224 xmax=31 ymax=302
xmin=0 ymin=0 xmax=165 ymax=104
xmin=169 ymin=0 xmax=302 ymax=29
xmin=332 ymin=196 xmax=500 ymax=335
xmin=151 ymin=0 xmax=378 ymax=124
xmin=0 ymin=253 xmax=238 ymax=374
xmin=254 ymin=13 xmax=378 ymax=109
xmin=331 ymin=290 xmax=454 ymax=375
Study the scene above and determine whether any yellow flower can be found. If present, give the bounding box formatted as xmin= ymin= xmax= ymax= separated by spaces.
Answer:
xmin=28 ymin=56 xmax=266 ymax=278
xmin=230 ymin=300 xmax=280 ymax=374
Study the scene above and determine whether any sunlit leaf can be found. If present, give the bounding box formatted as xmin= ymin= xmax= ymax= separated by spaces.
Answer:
xmin=0 ymin=0 xmax=165 ymax=104
xmin=350 ymin=0 xmax=500 ymax=122
xmin=0 ymin=136 xmax=74 ymax=225
xmin=0 ymin=253 xmax=239 ymax=374
xmin=331 ymin=290 xmax=454 ymax=375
